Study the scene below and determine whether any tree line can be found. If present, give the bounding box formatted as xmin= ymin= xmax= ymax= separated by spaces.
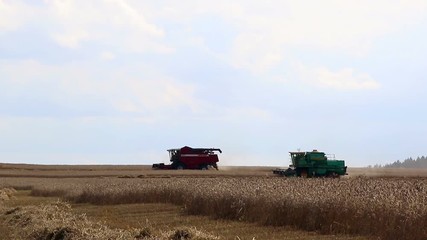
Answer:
xmin=369 ymin=156 xmax=427 ymax=168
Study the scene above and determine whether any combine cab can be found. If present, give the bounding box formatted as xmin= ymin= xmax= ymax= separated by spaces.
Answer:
xmin=273 ymin=150 xmax=347 ymax=177
xmin=152 ymin=146 xmax=222 ymax=170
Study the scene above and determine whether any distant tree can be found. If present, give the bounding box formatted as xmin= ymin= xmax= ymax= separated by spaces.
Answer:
xmin=383 ymin=156 xmax=427 ymax=168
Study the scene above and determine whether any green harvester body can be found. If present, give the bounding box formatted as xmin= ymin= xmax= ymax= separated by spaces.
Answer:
xmin=273 ymin=150 xmax=347 ymax=177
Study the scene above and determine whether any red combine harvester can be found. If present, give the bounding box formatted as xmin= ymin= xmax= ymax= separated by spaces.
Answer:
xmin=152 ymin=146 xmax=222 ymax=170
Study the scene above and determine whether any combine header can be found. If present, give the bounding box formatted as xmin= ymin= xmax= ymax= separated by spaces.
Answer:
xmin=273 ymin=150 xmax=347 ymax=177
xmin=152 ymin=146 xmax=222 ymax=170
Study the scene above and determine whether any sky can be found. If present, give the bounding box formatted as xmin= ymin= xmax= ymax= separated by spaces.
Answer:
xmin=1 ymin=0 xmax=427 ymax=167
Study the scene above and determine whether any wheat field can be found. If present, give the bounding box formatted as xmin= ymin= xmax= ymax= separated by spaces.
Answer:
xmin=1 ymin=169 xmax=426 ymax=240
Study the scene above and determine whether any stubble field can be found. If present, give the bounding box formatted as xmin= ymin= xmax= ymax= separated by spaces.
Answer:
xmin=1 ymin=164 xmax=426 ymax=240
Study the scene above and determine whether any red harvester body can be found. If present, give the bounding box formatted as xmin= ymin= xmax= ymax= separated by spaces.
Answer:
xmin=152 ymin=146 xmax=222 ymax=170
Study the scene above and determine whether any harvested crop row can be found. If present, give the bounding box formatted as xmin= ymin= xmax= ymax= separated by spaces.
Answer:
xmin=0 ymin=188 xmax=16 ymax=203
xmin=1 ymin=201 xmax=219 ymax=240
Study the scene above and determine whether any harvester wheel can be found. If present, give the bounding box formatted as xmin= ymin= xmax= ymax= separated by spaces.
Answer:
xmin=300 ymin=169 xmax=308 ymax=178
xmin=284 ymin=168 xmax=296 ymax=177
xmin=329 ymin=172 xmax=339 ymax=178
xmin=200 ymin=165 xmax=208 ymax=170
xmin=176 ymin=164 xmax=185 ymax=170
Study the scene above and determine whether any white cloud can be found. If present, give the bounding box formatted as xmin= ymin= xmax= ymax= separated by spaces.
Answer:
xmin=0 ymin=117 xmax=7 ymax=129
xmin=149 ymin=1 xmax=427 ymax=72
xmin=107 ymin=78 xmax=198 ymax=113
xmin=45 ymin=0 xmax=172 ymax=53
xmin=0 ymin=59 xmax=198 ymax=116
xmin=0 ymin=0 xmax=34 ymax=31
xmin=52 ymin=29 xmax=90 ymax=49
xmin=112 ymin=99 xmax=140 ymax=113
xmin=100 ymin=51 xmax=116 ymax=61
xmin=228 ymin=0 xmax=427 ymax=71
xmin=227 ymin=33 xmax=283 ymax=73
xmin=4 ymin=1 xmax=427 ymax=72
xmin=224 ymin=107 xmax=271 ymax=122
xmin=0 ymin=59 xmax=58 ymax=85
xmin=295 ymin=63 xmax=380 ymax=90
xmin=1 ymin=59 xmax=274 ymax=122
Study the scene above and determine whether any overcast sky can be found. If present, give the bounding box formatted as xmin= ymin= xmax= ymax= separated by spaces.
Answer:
xmin=1 ymin=0 xmax=426 ymax=167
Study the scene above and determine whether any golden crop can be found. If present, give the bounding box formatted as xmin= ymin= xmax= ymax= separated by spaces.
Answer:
xmin=1 ymin=176 xmax=426 ymax=240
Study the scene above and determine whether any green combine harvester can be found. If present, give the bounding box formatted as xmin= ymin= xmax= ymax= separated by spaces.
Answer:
xmin=273 ymin=150 xmax=347 ymax=177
